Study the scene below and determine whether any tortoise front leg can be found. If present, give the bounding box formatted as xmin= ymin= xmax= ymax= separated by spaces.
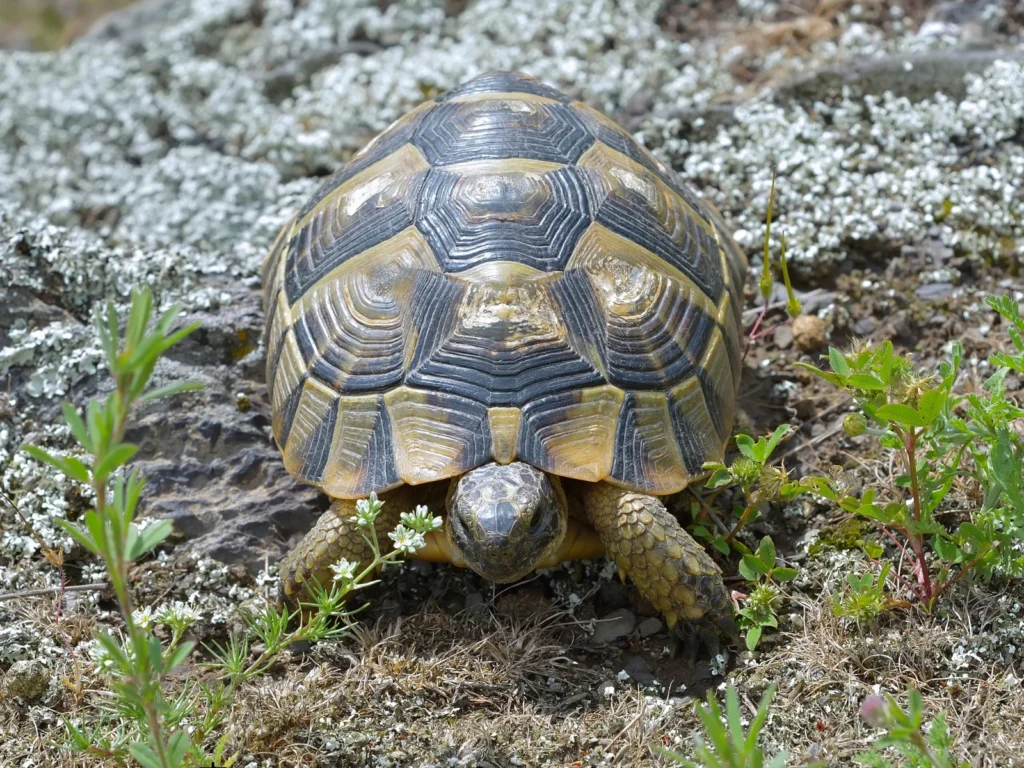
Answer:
xmin=279 ymin=487 xmax=415 ymax=602
xmin=578 ymin=482 xmax=737 ymax=640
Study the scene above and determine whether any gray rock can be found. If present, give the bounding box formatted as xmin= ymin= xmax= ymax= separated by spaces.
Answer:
xmin=854 ymin=316 xmax=878 ymax=336
xmin=591 ymin=608 xmax=636 ymax=644
xmin=916 ymin=282 xmax=956 ymax=301
xmin=3 ymin=659 xmax=50 ymax=702
xmin=772 ymin=324 xmax=794 ymax=350
xmin=776 ymin=50 xmax=1024 ymax=105
xmin=622 ymin=655 xmax=656 ymax=686
xmin=112 ymin=292 xmax=326 ymax=570
xmin=637 ymin=617 xmax=664 ymax=638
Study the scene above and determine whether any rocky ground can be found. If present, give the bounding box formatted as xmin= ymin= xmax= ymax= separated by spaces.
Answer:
xmin=1 ymin=0 xmax=1023 ymax=766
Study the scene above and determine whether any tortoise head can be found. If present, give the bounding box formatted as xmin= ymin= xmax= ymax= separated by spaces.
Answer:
xmin=446 ymin=462 xmax=567 ymax=583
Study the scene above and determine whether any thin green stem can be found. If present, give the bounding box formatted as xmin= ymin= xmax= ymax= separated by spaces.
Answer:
xmin=724 ymin=500 xmax=758 ymax=545
xmin=901 ymin=427 xmax=933 ymax=602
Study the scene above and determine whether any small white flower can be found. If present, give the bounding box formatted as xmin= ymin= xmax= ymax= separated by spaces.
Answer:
xmin=388 ymin=523 xmax=426 ymax=555
xmin=132 ymin=606 xmax=154 ymax=630
xmin=351 ymin=492 xmax=382 ymax=528
xmin=155 ymin=601 xmax=200 ymax=628
xmin=86 ymin=641 xmax=118 ymax=673
xmin=400 ymin=505 xmax=443 ymax=534
xmin=329 ymin=558 xmax=358 ymax=583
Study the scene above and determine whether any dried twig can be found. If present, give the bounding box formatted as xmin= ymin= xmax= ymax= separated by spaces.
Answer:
xmin=0 ymin=583 xmax=108 ymax=602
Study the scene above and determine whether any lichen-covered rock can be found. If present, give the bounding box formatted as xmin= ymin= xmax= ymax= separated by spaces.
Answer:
xmin=3 ymin=659 xmax=50 ymax=702
xmin=0 ymin=0 xmax=1021 ymax=575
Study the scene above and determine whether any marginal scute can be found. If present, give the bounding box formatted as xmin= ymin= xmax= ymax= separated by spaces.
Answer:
xmin=716 ymin=291 xmax=744 ymax=387
xmin=696 ymin=327 xmax=736 ymax=443
xmin=384 ymin=387 xmax=491 ymax=485
xmin=282 ymin=378 xmax=339 ymax=485
xmin=609 ymin=391 xmax=689 ymax=493
xmin=261 ymin=216 xmax=294 ymax=312
xmin=668 ymin=377 xmax=723 ymax=476
xmin=264 ymin=288 xmax=289 ymax=400
xmin=270 ymin=330 xmax=307 ymax=445
xmin=518 ymin=384 xmax=624 ymax=481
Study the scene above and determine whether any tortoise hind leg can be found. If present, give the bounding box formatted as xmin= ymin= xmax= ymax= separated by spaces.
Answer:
xmin=279 ymin=487 xmax=416 ymax=603
xmin=578 ymin=482 xmax=738 ymax=642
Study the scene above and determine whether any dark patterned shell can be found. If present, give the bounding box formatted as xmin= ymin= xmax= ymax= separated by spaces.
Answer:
xmin=262 ymin=71 xmax=747 ymax=499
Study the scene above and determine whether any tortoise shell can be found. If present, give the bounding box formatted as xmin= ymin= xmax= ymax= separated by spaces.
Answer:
xmin=262 ymin=71 xmax=747 ymax=500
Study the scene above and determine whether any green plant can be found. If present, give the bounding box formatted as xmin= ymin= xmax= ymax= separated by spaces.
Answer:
xmin=831 ymin=563 xmax=895 ymax=626
xmin=735 ymin=536 xmax=798 ymax=650
xmin=750 ymin=168 xmax=802 ymax=342
xmin=856 ymin=688 xmax=967 ymax=768
xmin=698 ymin=425 xmax=806 ymax=649
xmin=797 ymin=297 xmax=1024 ymax=609
xmin=22 ymin=287 xmax=203 ymax=768
xmin=655 ymin=683 xmax=819 ymax=768
xmin=21 ymin=288 xmax=440 ymax=766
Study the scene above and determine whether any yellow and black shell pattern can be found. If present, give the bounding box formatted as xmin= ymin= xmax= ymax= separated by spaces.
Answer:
xmin=262 ymin=71 xmax=747 ymax=500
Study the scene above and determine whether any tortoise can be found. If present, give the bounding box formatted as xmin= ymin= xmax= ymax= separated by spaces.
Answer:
xmin=261 ymin=71 xmax=747 ymax=639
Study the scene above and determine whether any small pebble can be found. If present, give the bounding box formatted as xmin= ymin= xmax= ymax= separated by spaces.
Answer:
xmin=638 ymin=617 xmax=664 ymax=638
xmin=591 ymin=608 xmax=636 ymax=644
xmin=773 ymin=324 xmax=794 ymax=349
xmin=622 ymin=655 xmax=657 ymax=686
xmin=792 ymin=315 xmax=827 ymax=352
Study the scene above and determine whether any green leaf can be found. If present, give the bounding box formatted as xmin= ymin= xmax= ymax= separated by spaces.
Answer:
xmin=740 ymin=554 xmax=769 ymax=579
xmin=167 ymin=731 xmax=191 ymax=768
xmin=712 ymin=536 xmax=730 ymax=556
xmin=54 ymin=519 xmax=100 ymax=556
xmin=128 ymin=520 xmax=173 ymax=560
xmin=932 ymin=536 xmax=960 ymax=563
xmin=773 ymin=567 xmax=798 ymax=582
xmin=129 ymin=743 xmax=164 ymax=768
xmin=756 ymin=536 xmax=776 ymax=569
xmin=847 ymin=373 xmax=886 ymax=391
xmin=745 ymin=625 xmax=762 ymax=651
xmin=691 ymin=525 xmax=711 ymax=539
xmin=735 ymin=434 xmax=757 ymax=461
xmin=828 ymin=347 xmax=851 ymax=376
xmin=792 ymin=361 xmax=845 ymax=387
xmin=164 ymin=640 xmax=196 ymax=676
xmin=125 ymin=286 xmax=153 ymax=352
xmin=139 ymin=380 xmax=204 ymax=403
xmin=916 ymin=390 xmax=946 ymax=425
xmin=94 ymin=443 xmax=139 ymax=480
xmin=83 ymin=509 xmax=110 ymax=556
xmin=874 ymin=403 xmax=928 ymax=427
xmin=764 ymin=424 xmax=791 ymax=460
xmin=21 ymin=445 xmax=90 ymax=483
xmin=61 ymin=402 xmax=92 ymax=452
xmin=705 ymin=467 xmax=734 ymax=489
